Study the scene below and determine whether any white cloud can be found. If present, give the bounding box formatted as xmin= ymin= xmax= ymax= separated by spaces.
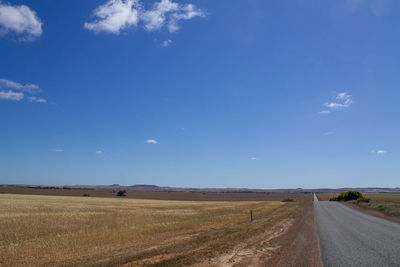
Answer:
xmin=54 ymin=149 xmax=64 ymax=153
xmin=343 ymin=0 xmax=394 ymax=16
xmin=146 ymin=139 xmax=158 ymax=144
xmin=0 ymin=90 xmax=24 ymax=101
xmin=0 ymin=78 xmax=41 ymax=93
xmin=162 ymin=39 xmax=172 ymax=47
xmin=371 ymin=149 xmax=387 ymax=155
xmin=250 ymin=157 xmax=259 ymax=161
xmin=28 ymin=96 xmax=47 ymax=103
xmin=0 ymin=78 xmax=48 ymax=104
xmin=141 ymin=0 xmax=179 ymax=31
xmin=167 ymin=3 xmax=205 ymax=32
xmin=84 ymin=0 xmax=139 ymax=34
xmin=0 ymin=2 xmax=42 ymax=41
xmin=323 ymin=92 xmax=353 ymax=110
xmin=96 ymin=150 xmax=104 ymax=155
xmin=85 ymin=0 xmax=205 ymax=35
xmin=318 ymin=110 xmax=331 ymax=114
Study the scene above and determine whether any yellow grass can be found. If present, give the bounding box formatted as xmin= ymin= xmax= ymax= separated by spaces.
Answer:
xmin=0 ymin=194 xmax=294 ymax=266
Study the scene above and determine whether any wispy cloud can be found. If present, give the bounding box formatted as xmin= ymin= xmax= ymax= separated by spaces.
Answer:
xmin=319 ymin=110 xmax=330 ymax=115
xmin=142 ymin=0 xmax=205 ymax=33
xmin=371 ymin=149 xmax=387 ymax=155
xmin=162 ymin=39 xmax=172 ymax=47
xmin=324 ymin=92 xmax=353 ymax=109
xmin=96 ymin=150 xmax=104 ymax=155
xmin=343 ymin=0 xmax=394 ymax=16
xmin=54 ymin=149 xmax=64 ymax=153
xmin=250 ymin=157 xmax=259 ymax=161
xmin=0 ymin=78 xmax=47 ymax=103
xmin=0 ymin=90 xmax=24 ymax=101
xmin=28 ymin=96 xmax=47 ymax=103
xmin=0 ymin=2 xmax=42 ymax=41
xmin=0 ymin=78 xmax=41 ymax=93
xmin=319 ymin=92 xmax=353 ymax=114
xmin=84 ymin=0 xmax=205 ymax=35
xmin=146 ymin=139 xmax=158 ymax=144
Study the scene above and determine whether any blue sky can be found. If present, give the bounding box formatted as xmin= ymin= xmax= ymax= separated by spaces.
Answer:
xmin=0 ymin=0 xmax=399 ymax=188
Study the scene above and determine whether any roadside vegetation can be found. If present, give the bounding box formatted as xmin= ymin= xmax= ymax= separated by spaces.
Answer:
xmin=0 ymin=193 xmax=301 ymax=266
xmin=354 ymin=194 xmax=400 ymax=219
xmin=116 ymin=190 xmax=127 ymax=197
xmin=329 ymin=190 xmax=370 ymax=203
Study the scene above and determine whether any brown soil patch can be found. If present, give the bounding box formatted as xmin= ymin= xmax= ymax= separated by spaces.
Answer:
xmin=191 ymin=200 xmax=322 ymax=267
xmin=263 ymin=200 xmax=322 ymax=267
xmin=193 ymin=219 xmax=294 ymax=267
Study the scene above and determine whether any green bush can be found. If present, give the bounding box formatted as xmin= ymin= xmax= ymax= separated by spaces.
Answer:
xmin=116 ymin=190 xmax=127 ymax=197
xmin=330 ymin=190 xmax=363 ymax=202
xmin=356 ymin=196 xmax=370 ymax=203
xmin=377 ymin=204 xmax=387 ymax=211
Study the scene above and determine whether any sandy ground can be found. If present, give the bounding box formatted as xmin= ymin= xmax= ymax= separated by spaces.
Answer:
xmin=193 ymin=200 xmax=322 ymax=267
xmin=260 ymin=200 xmax=322 ymax=267
xmin=193 ymin=219 xmax=294 ymax=267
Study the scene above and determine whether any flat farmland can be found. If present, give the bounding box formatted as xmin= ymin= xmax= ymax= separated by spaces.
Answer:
xmin=315 ymin=193 xmax=335 ymax=201
xmin=0 ymin=186 xmax=305 ymax=201
xmin=353 ymin=194 xmax=400 ymax=221
xmin=0 ymin=193 xmax=308 ymax=266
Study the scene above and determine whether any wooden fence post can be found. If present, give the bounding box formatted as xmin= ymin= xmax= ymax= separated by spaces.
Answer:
xmin=250 ymin=209 xmax=253 ymax=222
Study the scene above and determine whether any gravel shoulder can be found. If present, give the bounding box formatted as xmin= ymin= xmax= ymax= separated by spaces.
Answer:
xmin=192 ymin=197 xmax=322 ymax=266
xmin=264 ymin=199 xmax=322 ymax=267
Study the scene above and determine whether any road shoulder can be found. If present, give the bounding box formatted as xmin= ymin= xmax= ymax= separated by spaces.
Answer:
xmin=264 ymin=199 xmax=322 ymax=266
xmin=343 ymin=202 xmax=400 ymax=224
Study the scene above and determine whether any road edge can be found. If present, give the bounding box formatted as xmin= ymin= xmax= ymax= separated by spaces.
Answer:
xmin=313 ymin=193 xmax=324 ymax=267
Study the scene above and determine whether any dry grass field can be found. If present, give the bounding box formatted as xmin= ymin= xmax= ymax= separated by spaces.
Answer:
xmin=315 ymin=193 xmax=335 ymax=201
xmin=0 ymin=193 xmax=302 ymax=266
xmin=355 ymin=194 xmax=400 ymax=219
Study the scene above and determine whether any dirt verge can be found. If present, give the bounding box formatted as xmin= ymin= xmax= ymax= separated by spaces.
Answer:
xmin=263 ymin=200 xmax=322 ymax=267
xmin=192 ymin=199 xmax=322 ymax=267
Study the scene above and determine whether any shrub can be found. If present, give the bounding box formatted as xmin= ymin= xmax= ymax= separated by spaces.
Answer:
xmin=377 ymin=204 xmax=387 ymax=212
xmin=356 ymin=196 xmax=370 ymax=203
xmin=82 ymin=193 xmax=90 ymax=197
xmin=330 ymin=190 xmax=363 ymax=202
xmin=116 ymin=190 xmax=127 ymax=197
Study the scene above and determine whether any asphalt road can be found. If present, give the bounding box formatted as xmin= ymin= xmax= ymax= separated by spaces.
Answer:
xmin=314 ymin=194 xmax=400 ymax=266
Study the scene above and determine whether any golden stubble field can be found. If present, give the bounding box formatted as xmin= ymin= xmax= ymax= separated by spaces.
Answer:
xmin=0 ymin=194 xmax=298 ymax=266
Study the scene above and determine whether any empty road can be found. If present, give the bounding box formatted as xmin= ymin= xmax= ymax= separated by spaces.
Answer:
xmin=314 ymin=194 xmax=400 ymax=266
